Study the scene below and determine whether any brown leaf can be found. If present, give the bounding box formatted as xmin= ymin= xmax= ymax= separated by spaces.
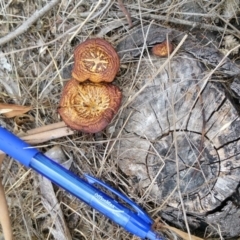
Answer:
xmin=0 ymin=103 xmax=32 ymax=118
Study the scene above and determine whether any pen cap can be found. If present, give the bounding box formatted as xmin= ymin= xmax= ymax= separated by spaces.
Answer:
xmin=0 ymin=127 xmax=39 ymax=167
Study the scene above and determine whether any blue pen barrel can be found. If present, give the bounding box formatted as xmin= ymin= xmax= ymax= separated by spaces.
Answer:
xmin=0 ymin=127 xmax=38 ymax=166
xmin=0 ymin=127 xmax=163 ymax=239
xmin=30 ymin=153 xmax=157 ymax=239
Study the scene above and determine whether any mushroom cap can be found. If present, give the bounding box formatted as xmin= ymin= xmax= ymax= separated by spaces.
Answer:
xmin=72 ymin=38 xmax=120 ymax=83
xmin=152 ymin=41 xmax=173 ymax=57
xmin=58 ymin=79 xmax=122 ymax=133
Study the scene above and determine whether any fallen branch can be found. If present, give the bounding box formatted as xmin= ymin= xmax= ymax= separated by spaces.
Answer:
xmin=0 ymin=0 xmax=60 ymax=46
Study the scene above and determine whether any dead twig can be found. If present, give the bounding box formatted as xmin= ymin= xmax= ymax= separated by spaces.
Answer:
xmin=58 ymin=0 xmax=112 ymax=30
xmin=0 ymin=153 xmax=13 ymax=240
xmin=0 ymin=0 xmax=60 ymax=46
xmin=118 ymin=0 xmax=133 ymax=28
xmin=147 ymin=13 xmax=240 ymax=40
xmin=68 ymin=0 xmax=103 ymax=43
xmin=21 ymin=127 xmax=74 ymax=144
xmin=26 ymin=121 xmax=66 ymax=135
xmin=217 ymin=14 xmax=240 ymax=38
xmin=21 ymin=122 xmax=74 ymax=144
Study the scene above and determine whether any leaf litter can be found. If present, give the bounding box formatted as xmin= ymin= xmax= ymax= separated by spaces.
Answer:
xmin=0 ymin=0 xmax=240 ymax=239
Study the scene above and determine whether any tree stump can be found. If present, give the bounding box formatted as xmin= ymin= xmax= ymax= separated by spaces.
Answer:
xmin=112 ymin=24 xmax=240 ymax=238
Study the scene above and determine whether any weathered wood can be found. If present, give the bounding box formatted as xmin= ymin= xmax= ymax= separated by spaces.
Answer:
xmin=206 ymin=201 xmax=240 ymax=238
xmin=113 ymin=24 xmax=240 ymax=237
xmin=116 ymin=24 xmax=240 ymax=76
xmin=231 ymin=77 xmax=240 ymax=100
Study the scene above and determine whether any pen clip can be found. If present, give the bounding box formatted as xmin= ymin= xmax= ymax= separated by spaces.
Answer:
xmin=84 ymin=174 xmax=153 ymax=225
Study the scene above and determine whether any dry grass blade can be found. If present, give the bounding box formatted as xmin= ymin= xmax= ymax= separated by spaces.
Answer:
xmin=0 ymin=0 xmax=60 ymax=46
xmin=68 ymin=0 xmax=104 ymax=43
xmin=118 ymin=0 xmax=133 ymax=28
xmin=1 ymin=0 xmax=240 ymax=238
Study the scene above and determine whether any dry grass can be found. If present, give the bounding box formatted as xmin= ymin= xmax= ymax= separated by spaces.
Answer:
xmin=0 ymin=0 xmax=239 ymax=239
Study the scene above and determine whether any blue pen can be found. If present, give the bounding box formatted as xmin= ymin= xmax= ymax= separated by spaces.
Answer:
xmin=0 ymin=126 xmax=164 ymax=240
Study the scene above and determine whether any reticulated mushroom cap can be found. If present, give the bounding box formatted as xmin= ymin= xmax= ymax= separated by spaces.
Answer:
xmin=152 ymin=41 xmax=173 ymax=57
xmin=58 ymin=79 xmax=122 ymax=133
xmin=72 ymin=38 xmax=120 ymax=83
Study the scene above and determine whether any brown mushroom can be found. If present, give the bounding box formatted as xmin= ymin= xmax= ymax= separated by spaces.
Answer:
xmin=58 ymin=79 xmax=122 ymax=133
xmin=72 ymin=38 xmax=120 ymax=83
xmin=152 ymin=41 xmax=173 ymax=57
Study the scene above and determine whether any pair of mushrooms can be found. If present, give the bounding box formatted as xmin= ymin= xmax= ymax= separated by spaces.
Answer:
xmin=58 ymin=38 xmax=173 ymax=133
xmin=58 ymin=38 xmax=122 ymax=133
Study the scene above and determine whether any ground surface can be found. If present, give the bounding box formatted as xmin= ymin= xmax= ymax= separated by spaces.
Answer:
xmin=0 ymin=1 xmax=240 ymax=240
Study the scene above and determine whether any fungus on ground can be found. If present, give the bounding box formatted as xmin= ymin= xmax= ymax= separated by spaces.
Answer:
xmin=58 ymin=79 xmax=122 ymax=133
xmin=152 ymin=41 xmax=173 ymax=57
xmin=72 ymin=38 xmax=120 ymax=83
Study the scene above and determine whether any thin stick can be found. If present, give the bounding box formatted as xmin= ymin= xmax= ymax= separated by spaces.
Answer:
xmin=22 ymin=126 xmax=74 ymax=144
xmin=26 ymin=121 xmax=66 ymax=135
xmin=68 ymin=0 xmax=103 ymax=43
xmin=0 ymin=0 xmax=60 ymax=46
xmin=148 ymin=13 xmax=240 ymax=40
xmin=217 ymin=14 xmax=240 ymax=37
xmin=0 ymin=153 xmax=13 ymax=240
xmin=118 ymin=0 xmax=133 ymax=28
xmin=122 ymin=5 xmax=238 ymax=40
xmin=58 ymin=0 xmax=112 ymax=30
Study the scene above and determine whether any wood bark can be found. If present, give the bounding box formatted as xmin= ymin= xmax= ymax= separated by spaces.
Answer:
xmin=112 ymin=24 xmax=240 ymax=238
